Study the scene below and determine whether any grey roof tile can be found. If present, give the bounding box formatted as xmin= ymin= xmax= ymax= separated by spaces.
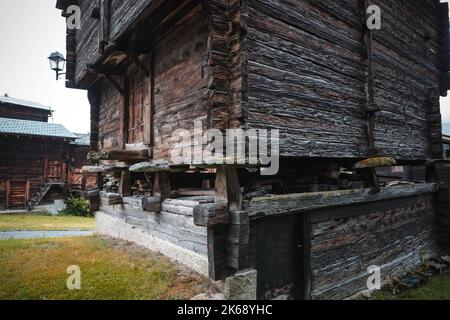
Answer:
xmin=0 ymin=117 xmax=77 ymax=139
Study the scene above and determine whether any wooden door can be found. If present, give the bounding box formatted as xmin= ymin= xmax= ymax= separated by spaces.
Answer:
xmin=44 ymin=160 xmax=67 ymax=183
xmin=6 ymin=181 xmax=28 ymax=209
xmin=127 ymin=64 xmax=151 ymax=145
xmin=254 ymin=214 xmax=310 ymax=300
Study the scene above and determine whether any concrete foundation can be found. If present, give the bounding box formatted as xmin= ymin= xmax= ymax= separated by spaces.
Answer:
xmin=95 ymin=211 xmax=209 ymax=276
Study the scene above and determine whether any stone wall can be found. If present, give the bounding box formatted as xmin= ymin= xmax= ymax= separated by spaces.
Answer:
xmin=96 ymin=194 xmax=209 ymax=275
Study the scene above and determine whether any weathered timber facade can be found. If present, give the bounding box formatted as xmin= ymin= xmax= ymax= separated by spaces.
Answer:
xmin=0 ymin=98 xmax=90 ymax=210
xmin=57 ymin=0 xmax=450 ymax=299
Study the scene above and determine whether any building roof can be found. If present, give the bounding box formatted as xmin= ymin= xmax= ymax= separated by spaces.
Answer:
xmin=0 ymin=117 xmax=77 ymax=139
xmin=70 ymin=133 xmax=91 ymax=146
xmin=0 ymin=96 xmax=52 ymax=113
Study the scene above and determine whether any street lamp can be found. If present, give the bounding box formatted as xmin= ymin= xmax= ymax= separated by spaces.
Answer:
xmin=48 ymin=51 xmax=66 ymax=80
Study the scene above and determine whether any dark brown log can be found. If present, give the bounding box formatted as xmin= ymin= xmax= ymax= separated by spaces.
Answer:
xmin=118 ymin=170 xmax=132 ymax=196
xmin=153 ymin=172 xmax=171 ymax=200
xmin=107 ymin=193 xmax=123 ymax=205
xmin=215 ymin=165 xmax=243 ymax=211
xmin=193 ymin=201 xmax=229 ymax=227
xmin=87 ymin=149 xmax=148 ymax=161
xmin=142 ymin=196 xmax=162 ymax=213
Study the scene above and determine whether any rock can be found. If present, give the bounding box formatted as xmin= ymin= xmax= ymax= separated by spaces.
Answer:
xmin=190 ymin=294 xmax=210 ymax=300
xmin=190 ymin=293 xmax=226 ymax=300
xmin=224 ymin=269 xmax=257 ymax=300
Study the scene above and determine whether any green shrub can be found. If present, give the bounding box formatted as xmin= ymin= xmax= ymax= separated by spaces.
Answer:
xmin=62 ymin=195 xmax=91 ymax=217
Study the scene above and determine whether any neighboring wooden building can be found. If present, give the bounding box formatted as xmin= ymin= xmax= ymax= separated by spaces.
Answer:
xmin=56 ymin=0 xmax=450 ymax=299
xmin=0 ymin=97 xmax=90 ymax=210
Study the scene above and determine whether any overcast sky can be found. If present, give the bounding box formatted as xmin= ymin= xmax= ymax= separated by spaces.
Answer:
xmin=0 ymin=0 xmax=90 ymax=133
xmin=0 ymin=1 xmax=450 ymax=135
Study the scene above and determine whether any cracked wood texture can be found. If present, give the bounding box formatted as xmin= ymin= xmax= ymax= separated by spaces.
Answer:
xmin=243 ymin=0 xmax=446 ymax=160
xmin=60 ymin=0 xmax=448 ymax=162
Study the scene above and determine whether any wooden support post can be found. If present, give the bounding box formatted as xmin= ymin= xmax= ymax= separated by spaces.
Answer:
xmin=82 ymin=171 xmax=87 ymax=191
xmin=142 ymin=196 xmax=161 ymax=213
xmin=88 ymin=88 xmax=100 ymax=152
xmin=295 ymin=213 xmax=311 ymax=300
xmin=143 ymin=53 xmax=153 ymax=147
xmin=25 ymin=180 xmax=30 ymax=208
xmin=215 ymin=165 xmax=242 ymax=211
xmin=153 ymin=172 xmax=171 ymax=200
xmin=227 ymin=211 xmax=249 ymax=271
xmin=426 ymin=164 xmax=437 ymax=183
xmin=256 ymin=219 xmax=265 ymax=300
xmin=43 ymin=159 xmax=49 ymax=182
xmin=118 ymin=171 xmax=132 ymax=196
xmin=207 ymin=225 xmax=233 ymax=281
xmin=194 ymin=201 xmax=229 ymax=227
xmin=5 ymin=180 xmax=10 ymax=210
xmin=98 ymin=0 xmax=111 ymax=54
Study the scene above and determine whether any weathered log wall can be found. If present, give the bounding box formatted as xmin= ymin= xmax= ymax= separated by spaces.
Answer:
xmin=0 ymin=104 xmax=50 ymax=122
xmin=0 ymin=136 xmax=69 ymax=208
xmin=310 ymin=193 xmax=439 ymax=300
xmin=72 ymin=0 xmax=154 ymax=85
xmin=246 ymin=184 xmax=441 ymax=300
xmin=243 ymin=0 xmax=444 ymax=160
xmin=97 ymin=80 xmax=122 ymax=150
xmin=153 ymin=5 xmax=209 ymax=160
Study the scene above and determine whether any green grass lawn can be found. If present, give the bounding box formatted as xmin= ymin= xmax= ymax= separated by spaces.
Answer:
xmin=0 ymin=236 xmax=208 ymax=300
xmin=376 ymin=274 xmax=450 ymax=300
xmin=0 ymin=214 xmax=95 ymax=231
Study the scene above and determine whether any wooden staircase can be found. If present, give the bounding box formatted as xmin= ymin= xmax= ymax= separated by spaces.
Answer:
xmin=28 ymin=183 xmax=65 ymax=209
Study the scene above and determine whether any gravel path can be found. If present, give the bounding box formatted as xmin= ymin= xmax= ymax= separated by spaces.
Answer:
xmin=0 ymin=230 xmax=95 ymax=240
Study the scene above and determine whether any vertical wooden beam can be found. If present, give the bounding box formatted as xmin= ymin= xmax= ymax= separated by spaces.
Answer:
xmin=153 ymin=172 xmax=171 ymax=200
xmin=256 ymin=219 xmax=265 ymax=300
xmin=61 ymin=161 xmax=68 ymax=183
xmin=82 ymin=171 xmax=87 ymax=191
xmin=295 ymin=213 xmax=312 ymax=300
xmin=119 ymin=76 xmax=129 ymax=149
xmin=43 ymin=159 xmax=49 ymax=182
xmin=98 ymin=0 xmax=111 ymax=54
xmin=25 ymin=180 xmax=30 ymax=206
xmin=5 ymin=180 xmax=10 ymax=209
xmin=118 ymin=170 xmax=132 ymax=196
xmin=143 ymin=53 xmax=154 ymax=148
xmin=88 ymin=88 xmax=100 ymax=152
xmin=215 ymin=165 xmax=242 ymax=211
xmin=362 ymin=0 xmax=379 ymax=157
xmin=207 ymin=225 xmax=233 ymax=281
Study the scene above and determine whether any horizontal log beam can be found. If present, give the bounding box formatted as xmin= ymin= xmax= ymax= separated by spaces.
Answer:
xmin=193 ymin=201 xmax=230 ymax=227
xmin=244 ymin=183 xmax=438 ymax=219
xmin=129 ymin=160 xmax=189 ymax=173
xmin=88 ymin=149 xmax=149 ymax=161
xmin=107 ymin=193 xmax=123 ymax=205
xmin=353 ymin=157 xmax=396 ymax=169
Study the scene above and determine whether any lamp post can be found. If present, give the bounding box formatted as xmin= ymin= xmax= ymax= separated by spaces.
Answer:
xmin=48 ymin=52 xmax=66 ymax=80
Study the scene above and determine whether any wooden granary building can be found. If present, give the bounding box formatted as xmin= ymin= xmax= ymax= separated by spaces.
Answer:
xmin=57 ymin=0 xmax=450 ymax=299
xmin=0 ymin=96 xmax=90 ymax=210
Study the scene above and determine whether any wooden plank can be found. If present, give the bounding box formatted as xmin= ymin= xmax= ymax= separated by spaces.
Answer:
xmin=215 ymin=165 xmax=243 ymax=211
xmin=245 ymin=183 xmax=438 ymax=219
xmin=118 ymin=170 xmax=132 ymax=196
xmin=153 ymin=172 xmax=171 ymax=200
xmin=193 ymin=201 xmax=229 ymax=227
xmin=5 ymin=180 xmax=10 ymax=209
xmin=256 ymin=219 xmax=265 ymax=300
xmin=143 ymin=52 xmax=154 ymax=146
xmin=88 ymin=149 xmax=148 ymax=161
